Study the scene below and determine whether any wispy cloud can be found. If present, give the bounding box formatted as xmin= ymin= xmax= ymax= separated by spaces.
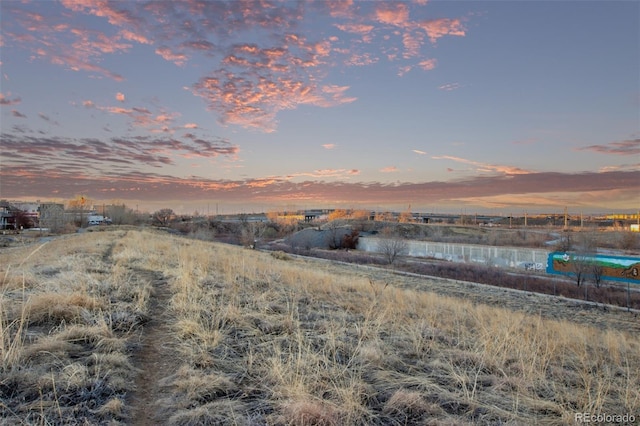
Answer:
xmin=418 ymin=58 xmax=437 ymax=70
xmin=432 ymin=155 xmax=532 ymax=175
xmin=116 ymin=92 xmax=125 ymax=102
xmin=322 ymin=143 xmax=337 ymax=150
xmin=380 ymin=166 xmax=398 ymax=173
xmin=412 ymin=149 xmax=427 ymax=155
xmin=578 ymin=138 xmax=640 ymax=155
xmin=0 ymin=162 xmax=636 ymax=211
xmin=38 ymin=113 xmax=59 ymax=125
xmin=93 ymin=102 xmax=188 ymax=133
xmin=287 ymin=169 xmax=361 ymax=180
xmin=11 ymin=110 xmax=26 ymax=118
xmin=438 ymin=82 xmax=461 ymax=91
xmin=334 ymin=23 xmax=375 ymax=35
xmin=0 ymin=92 xmax=21 ymax=105
xmin=0 ymin=132 xmax=239 ymax=173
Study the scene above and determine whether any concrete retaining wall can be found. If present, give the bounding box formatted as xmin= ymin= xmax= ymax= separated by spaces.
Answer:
xmin=357 ymin=236 xmax=549 ymax=269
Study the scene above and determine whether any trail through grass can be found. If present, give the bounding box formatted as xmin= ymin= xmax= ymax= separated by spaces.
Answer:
xmin=1 ymin=228 xmax=638 ymax=425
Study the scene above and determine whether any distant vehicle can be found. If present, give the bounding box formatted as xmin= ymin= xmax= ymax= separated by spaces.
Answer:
xmin=87 ymin=215 xmax=112 ymax=226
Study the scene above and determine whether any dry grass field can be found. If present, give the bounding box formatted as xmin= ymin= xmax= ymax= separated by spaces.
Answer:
xmin=1 ymin=228 xmax=639 ymax=425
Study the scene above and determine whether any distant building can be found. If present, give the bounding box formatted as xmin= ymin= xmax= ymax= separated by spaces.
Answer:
xmin=39 ymin=202 xmax=65 ymax=230
xmin=0 ymin=202 xmax=13 ymax=229
xmin=0 ymin=200 xmax=38 ymax=229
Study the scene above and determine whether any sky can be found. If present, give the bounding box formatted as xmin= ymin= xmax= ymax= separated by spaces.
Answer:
xmin=1 ymin=0 xmax=639 ymax=215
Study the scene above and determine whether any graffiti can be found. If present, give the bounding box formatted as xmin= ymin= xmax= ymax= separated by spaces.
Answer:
xmin=547 ymin=252 xmax=640 ymax=284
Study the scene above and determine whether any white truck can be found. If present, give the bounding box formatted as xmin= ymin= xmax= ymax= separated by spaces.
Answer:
xmin=87 ymin=215 xmax=110 ymax=225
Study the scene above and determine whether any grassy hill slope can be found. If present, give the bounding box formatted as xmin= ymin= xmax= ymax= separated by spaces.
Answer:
xmin=1 ymin=229 xmax=638 ymax=425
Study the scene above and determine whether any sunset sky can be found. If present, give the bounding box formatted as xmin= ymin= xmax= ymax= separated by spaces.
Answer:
xmin=1 ymin=0 xmax=638 ymax=215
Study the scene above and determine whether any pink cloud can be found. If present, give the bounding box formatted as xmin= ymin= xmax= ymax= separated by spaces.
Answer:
xmin=192 ymin=73 xmax=356 ymax=132
xmin=398 ymin=65 xmax=413 ymax=76
xmin=69 ymin=27 xmax=132 ymax=55
xmin=3 ymin=0 xmax=469 ymax=133
xmin=375 ymin=3 xmax=410 ymax=27
xmin=1 ymin=161 xmax=636 ymax=212
xmin=418 ymin=58 xmax=437 ymax=70
xmin=60 ymin=0 xmax=142 ymax=27
xmin=119 ymin=29 xmax=151 ymax=45
xmin=380 ymin=166 xmax=398 ymax=173
xmin=344 ymin=52 xmax=379 ymax=66
xmin=417 ymin=18 xmax=466 ymax=43
xmin=116 ymin=92 xmax=125 ymax=102
xmin=286 ymin=168 xmax=361 ymax=179
xmin=327 ymin=1 xmax=356 ymax=19
xmin=322 ymin=143 xmax=337 ymax=149
xmin=0 ymin=93 xmax=21 ymax=105
xmin=96 ymin=103 xmax=182 ymax=131
xmin=432 ymin=155 xmax=532 ymax=175
xmin=402 ymin=32 xmax=423 ymax=58
xmin=335 ymin=23 xmax=375 ymax=35
xmin=155 ymin=46 xmax=188 ymax=66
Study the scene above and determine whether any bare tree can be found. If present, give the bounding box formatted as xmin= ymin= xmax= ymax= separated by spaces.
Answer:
xmin=326 ymin=220 xmax=346 ymax=249
xmin=590 ymin=261 xmax=604 ymax=288
xmin=555 ymin=231 xmax=573 ymax=252
xmin=67 ymin=194 xmax=91 ymax=227
xmin=107 ymin=203 xmax=136 ymax=225
xmin=570 ymin=254 xmax=589 ymax=288
xmin=574 ymin=231 xmax=599 ymax=295
xmin=398 ymin=208 xmax=413 ymax=223
xmin=378 ymin=227 xmax=408 ymax=265
xmin=619 ymin=232 xmax=639 ymax=250
xmin=152 ymin=208 xmax=174 ymax=226
xmin=241 ymin=221 xmax=267 ymax=248
xmin=14 ymin=209 xmax=35 ymax=230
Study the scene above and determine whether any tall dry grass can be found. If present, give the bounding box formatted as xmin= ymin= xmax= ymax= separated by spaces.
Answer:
xmin=0 ymin=230 xmax=150 ymax=424
xmin=136 ymin=230 xmax=639 ymax=425
xmin=1 ymin=228 xmax=638 ymax=425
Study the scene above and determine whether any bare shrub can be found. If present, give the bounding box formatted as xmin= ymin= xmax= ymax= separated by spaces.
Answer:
xmin=377 ymin=227 xmax=408 ymax=265
xmin=619 ymin=231 xmax=639 ymax=250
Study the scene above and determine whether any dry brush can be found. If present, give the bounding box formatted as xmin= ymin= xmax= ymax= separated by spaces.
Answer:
xmin=1 ymin=229 xmax=638 ymax=425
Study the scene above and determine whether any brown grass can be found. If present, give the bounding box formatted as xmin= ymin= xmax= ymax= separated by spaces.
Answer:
xmin=1 ymin=228 xmax=638 ymax=425
xmin=0 ymin=230 xmax=147 ymax=424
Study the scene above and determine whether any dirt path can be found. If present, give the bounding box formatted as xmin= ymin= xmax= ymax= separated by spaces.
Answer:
xmin=300 ymin=257 xmax=640 ymax=334
xmin=128 ymin=269 xmax=177 ymax=426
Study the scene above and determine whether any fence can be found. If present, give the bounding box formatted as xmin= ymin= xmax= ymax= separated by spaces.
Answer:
xmin=357 ymin=237 xmax=549 ymax=269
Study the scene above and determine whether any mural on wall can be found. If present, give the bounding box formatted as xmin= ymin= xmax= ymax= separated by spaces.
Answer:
xmin=547 ymin=252 xmax=640 ymax=284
